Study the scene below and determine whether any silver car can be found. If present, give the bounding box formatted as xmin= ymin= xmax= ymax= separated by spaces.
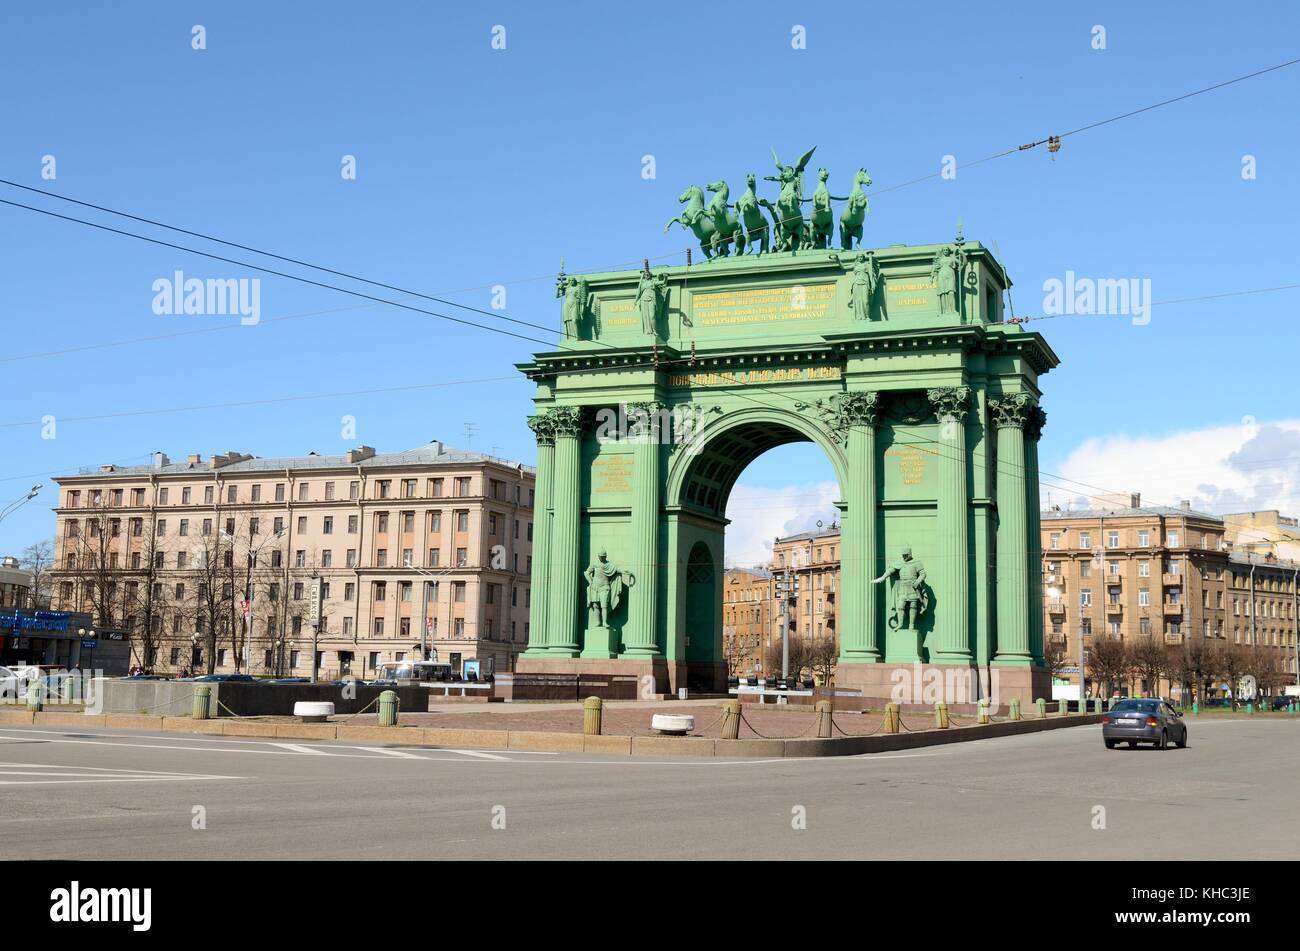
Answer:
xmin=1102 ymin=698 xmax=1188 ymax=750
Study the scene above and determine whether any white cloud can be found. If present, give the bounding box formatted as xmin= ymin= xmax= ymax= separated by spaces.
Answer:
xmin=1050 ymin=419 xmax=1300 ymax=515
xmin=724 ymin=480 xmax=841 ymax=567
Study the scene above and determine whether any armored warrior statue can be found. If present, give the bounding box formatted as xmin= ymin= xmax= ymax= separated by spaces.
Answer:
xmin=584 ymin=548 xmax=635 ymax=629
xmin=872 ymin=547 xmax=929 ymax=631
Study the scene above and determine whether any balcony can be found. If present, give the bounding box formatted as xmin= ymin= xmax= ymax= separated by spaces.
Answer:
xmin=1048 ymin=601 xmax=1066 ymax=615
xmin=1162 ymin=602 xmax=1184 ymax=616
xmin=1164 ymin=632 xmax=1184 ymax=644
xmin=1105 ymin=602 xmax=1124 ymax=614
xmin=1105 ymin=575 xmax=1123 ymax=587
xmin=1162 ymin=573 xmax=1183 ymax=587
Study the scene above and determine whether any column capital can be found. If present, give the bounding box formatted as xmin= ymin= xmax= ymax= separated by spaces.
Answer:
xmin=1025 ymin=405 xmax=1048 ymax=442
xmin=814 ymin=391 xmax=880 ymax=444
xmin=989 ymin=393 xmax=1036 ymax=430
xmin=926 ymin=385 xmax=971 ymax=423
xmin=549 ymin=406 xmax=585 ymax=439
xmin=527 ymin=413 xmax=557 ymax=447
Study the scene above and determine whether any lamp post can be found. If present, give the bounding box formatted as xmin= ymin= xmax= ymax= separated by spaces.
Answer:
xmin=0 ymin=485 xmax=41 ymax=526
xmin=403 ymin=557 xmax=450 ymax=663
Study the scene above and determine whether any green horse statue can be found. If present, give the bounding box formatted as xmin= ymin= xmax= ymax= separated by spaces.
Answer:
xmin=665 ymin=183 xmax=741 ymax=258
xmin=838 ymin=168 xmax=872 ymax=250
xmin=734 ymin=173 xmax=773 ymax=255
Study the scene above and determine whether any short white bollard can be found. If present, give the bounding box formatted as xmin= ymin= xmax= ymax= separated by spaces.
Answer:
xmin=651 ymin=713 xmax=695 ymax=736
xmin=293 ymin=701 xmax=334 ymax=723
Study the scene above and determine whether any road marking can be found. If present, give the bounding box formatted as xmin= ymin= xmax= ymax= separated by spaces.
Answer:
xmin=271 ymin=743 xmax=332 ymax=755
xmin=444 ymin=748 xmax=511 ymax=761
xmin=0 ymin=761 xmax=238 ymax=785
xmin=356 ymin=746 xmax=424 ymax=759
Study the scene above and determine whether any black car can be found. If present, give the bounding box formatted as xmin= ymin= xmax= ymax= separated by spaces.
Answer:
xmin=1102 ymin=698 xmax=1188 ymax=750
xmin=1271 ymin=695 xmax=1295 ymax=711
xmin=188 ymin=673 xmax=258 ymax=683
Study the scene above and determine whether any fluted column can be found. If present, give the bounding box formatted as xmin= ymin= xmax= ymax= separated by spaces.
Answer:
xmin=521 ymin=413 xmax=555 ymax=655
xmin=545 ymin=407 xmax=583 ymax=655
xmin=991 ymin=394 xmax=1033 ymax=664
xmin=838 ymin=392 xmax=882 ymax=662
xmin=623 ymin=402 xmax=662 ymax=656
xmin=927 ymin=386 xmax=972 ymax=663
xmin=1026 ymin=405 xmax=1048 ymax=665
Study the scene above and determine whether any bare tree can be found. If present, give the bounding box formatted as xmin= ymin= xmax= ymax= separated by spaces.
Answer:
xmin=1248 ymin=645 xmax=1284 ymax=698
xmin=1086 ymin=635 xmax=1129 ymax=699
xmin=807 ymin=636 xmax=838 ymax=686
xmin=1129 ymin=636 xmax=1168 ymax=697
xmin=61 ymin=501 xmax=124 ymax=627
xmin=126 ymin=514 xmax=170 ymax=669
xmin=1218 ymin=641 xmax=1250 ymax=709
xmin=20 ymin=539 xmax=53 ymax=609
xmin=764 ymin=633 xmax=811 ymax=682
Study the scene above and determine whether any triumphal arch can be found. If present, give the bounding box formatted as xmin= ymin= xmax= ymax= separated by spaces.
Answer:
xmin=518 ymin=149 xmax=1058 ymax=704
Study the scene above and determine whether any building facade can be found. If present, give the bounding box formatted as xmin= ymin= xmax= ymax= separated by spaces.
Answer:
xmin=1041 ymin=499 xmax=1298 ymax=697
xmin=49 ymin=442 xmax=534 ymax=679
xmin=721 ymin=567 xmax=774 ymax=676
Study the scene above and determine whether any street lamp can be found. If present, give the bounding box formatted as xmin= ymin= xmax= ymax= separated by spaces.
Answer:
xmin=0 ymin=484 xmax=42 ymax=526
xmin=403 ymin=556 xmax=450 ymax=662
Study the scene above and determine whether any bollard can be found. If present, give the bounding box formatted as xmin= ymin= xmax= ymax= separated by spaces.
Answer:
xmin=1247 ymin=702 xmax=1254 ymax=715
xmin=935 ymin=702 xmax=950 ymax=729
xmin=1009 ymin=698 xmax=1021 ymax=721
xmin=378 ymin=689 xmax=400 ymax=727
xmin=814 ymin=700 xmax=833 ymax=739
xmin=25 ymin=677 xmax=43 ymax=712
xmin=883 ymin=703 xmax=900 ymax=733
xmin=721 ymin=700 xmax=742 ymax=740
xmin=1192 ymin=702 xmax=1199 ymax=716
xmin=582 ymin=696 xmax=603 ymax=736
xmin=1057 ymin=698 xmax=1067 ymax=716
xmin=1091 ymin=698 xmax=1102 ymax=715
xmin=192 ymin=685 xmax=211 ymax=720
xmin=976 ymin=699 xmax=989 ymax=724
xmin=1035 ymin=698 xmax=1046 ymax=718
xmin=1108 ymin=697 xmax=1117 ymax=711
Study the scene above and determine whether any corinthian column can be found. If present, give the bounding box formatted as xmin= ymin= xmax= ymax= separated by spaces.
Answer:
xmin=521 ymin=412 xmax=555 ymax=656
xmin=545 ymin=407 xmax=583 ymax=655
xmin=1025 ymin=405 xmax=1048 ymax=665
xmin=622 ymin=401 xmax=662 ymax=657
xmin=927 ymin=386 xmax=972 ymax=663
xmin=991 ymin=394 xmax=1033 ymax=664
xmin=837 ymin=392 xmax=881 ymax=662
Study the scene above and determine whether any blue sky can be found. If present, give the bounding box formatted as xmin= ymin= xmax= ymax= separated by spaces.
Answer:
xmin=2 ymin=1 xmax=1299 ymax=562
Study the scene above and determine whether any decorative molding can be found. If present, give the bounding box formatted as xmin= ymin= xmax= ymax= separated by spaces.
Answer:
xmin=926 ymin=385 xmax=971 ymax=423
xmin=989 ymin=393 xmax=1035 ymax=430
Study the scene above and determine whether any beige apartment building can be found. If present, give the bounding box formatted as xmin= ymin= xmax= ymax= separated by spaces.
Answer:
xmin=771 ymin=527 xmax=841 ymax=645
xmin=49 ymin=442 xmax=535 ymax=679
xmin=1042 ymin=498 xmax=1299 ymax=697
xmin=721 ymin=567 xmax=774 ymax=676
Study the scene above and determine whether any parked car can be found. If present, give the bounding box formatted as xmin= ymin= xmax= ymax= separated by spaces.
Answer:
xmin=0 ymin=664 xmax=34 ymax=699
xmin=1102 ymin=698 xmax=1188 ymax=750
xmin=1271 ymin=695 xmax=1295 ymax=711
xmin=188 ymin=673 xmax=258 ymax=683
xmin=264 ymin=677 xmax=310 ymax=685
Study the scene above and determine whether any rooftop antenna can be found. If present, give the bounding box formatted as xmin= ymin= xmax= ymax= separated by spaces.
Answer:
xmin=463 ymin=422 xmax=478 ymax=451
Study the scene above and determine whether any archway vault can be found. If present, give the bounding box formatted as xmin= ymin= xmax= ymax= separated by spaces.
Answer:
xmin=666 ymin=406 xmax=849 ymax=520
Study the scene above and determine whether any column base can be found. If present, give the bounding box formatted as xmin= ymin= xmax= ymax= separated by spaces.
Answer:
xmin=992 ymin=652 xmax=1034 ymax=666
xmin=520 ymin=646 xmax=579 ymax=660
xmin=837 ymin=650 xmax=882 ymax=664
xmin=835 ymin=661 xmax=1051 ymax=709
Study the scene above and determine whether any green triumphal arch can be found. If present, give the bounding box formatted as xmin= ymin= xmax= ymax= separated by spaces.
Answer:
xmin=519 ymin=152 xmax=1059 ymax=703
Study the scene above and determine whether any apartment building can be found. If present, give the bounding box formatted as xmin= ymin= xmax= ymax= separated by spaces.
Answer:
xmin=722 ymin=567 xmax=774 ymax=676
xmin=771 ymin=527 xmax=841 ymax=645
xmin=1042 ymin=498 xmax=1298 ymax=696
xmin=49 ymin=442 xmax=534 ymax=679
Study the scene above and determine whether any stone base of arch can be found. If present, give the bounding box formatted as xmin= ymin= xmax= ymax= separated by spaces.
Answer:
xmin=833 ymin=662 xmax=1051 ymax=710
xmin=515 ymin=656 xmax=718 ymax=698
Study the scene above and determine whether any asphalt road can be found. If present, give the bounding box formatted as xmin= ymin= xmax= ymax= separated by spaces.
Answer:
xmin=0 ymin=717 xmax=1293 ymax=859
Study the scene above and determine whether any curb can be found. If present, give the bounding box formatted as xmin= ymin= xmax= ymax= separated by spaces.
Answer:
xmin=0 ymin=708 xmax=1105 ymax=757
